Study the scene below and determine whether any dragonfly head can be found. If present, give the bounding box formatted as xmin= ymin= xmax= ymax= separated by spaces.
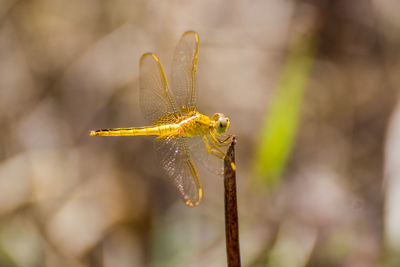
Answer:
xmin=212 ymin=113 xmax=230 ymax=133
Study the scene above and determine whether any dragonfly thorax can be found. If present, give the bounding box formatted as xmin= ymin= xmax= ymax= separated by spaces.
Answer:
xmin=178 ymin=111 xmax=211 ymax=137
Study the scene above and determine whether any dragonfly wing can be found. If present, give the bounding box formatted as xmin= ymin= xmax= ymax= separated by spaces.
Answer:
xmin=170 ymin=31 xmax=199 ymax=112
xmin=140 ymin=53 xmax=180 ymax=124
xmin=154 ymin=137 xmax=202 ymax=206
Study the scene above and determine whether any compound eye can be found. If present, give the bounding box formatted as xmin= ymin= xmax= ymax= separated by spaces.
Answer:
xmin=217 ymin=117 xmax=228 ymax=133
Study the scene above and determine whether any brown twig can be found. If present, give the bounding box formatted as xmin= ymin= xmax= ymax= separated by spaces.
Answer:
xmin=224 ymin=137 xmax=241 ymax=267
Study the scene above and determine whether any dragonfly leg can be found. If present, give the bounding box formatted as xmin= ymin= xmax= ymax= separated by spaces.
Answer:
xmin=210 ymin=132 xmax=231 ymax=147
xmin=205 ymin=135 xmax=236 ymax=170
xmin=203 ymin=136 xmax=226 ymax=159
xmin=215 ymin=132 xmax=232 ymax=139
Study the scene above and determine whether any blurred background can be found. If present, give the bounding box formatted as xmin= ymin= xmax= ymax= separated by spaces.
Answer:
xmin=1 ymin=0 xmax=400 ymax=266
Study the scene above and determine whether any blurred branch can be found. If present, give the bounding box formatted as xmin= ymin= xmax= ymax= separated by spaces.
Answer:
xmin=224 ymin=137 xmax=241 ymax=267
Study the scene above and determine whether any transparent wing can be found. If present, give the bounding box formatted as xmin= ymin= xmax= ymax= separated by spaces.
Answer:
xmin=170 ymin=31 xmax=199 ymax=112
xmin=154 ymin=137 xmax=202 ymax=206
xmin=140 ymin=53 xmax=180 ymax=124
xmin=187 ymin=135 xmax=226 ymax=176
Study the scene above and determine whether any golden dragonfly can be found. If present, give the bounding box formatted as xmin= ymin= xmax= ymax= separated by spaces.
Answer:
xmin=90 ymin=31 xmax=233 ymax=206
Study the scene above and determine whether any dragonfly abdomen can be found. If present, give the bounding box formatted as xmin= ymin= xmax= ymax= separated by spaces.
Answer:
xmin=90 ymin=124 xmax=179 ymax=137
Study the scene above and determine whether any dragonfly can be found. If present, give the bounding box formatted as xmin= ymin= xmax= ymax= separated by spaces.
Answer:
xmin=90 ymin=31 xmax=234 ymax=206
